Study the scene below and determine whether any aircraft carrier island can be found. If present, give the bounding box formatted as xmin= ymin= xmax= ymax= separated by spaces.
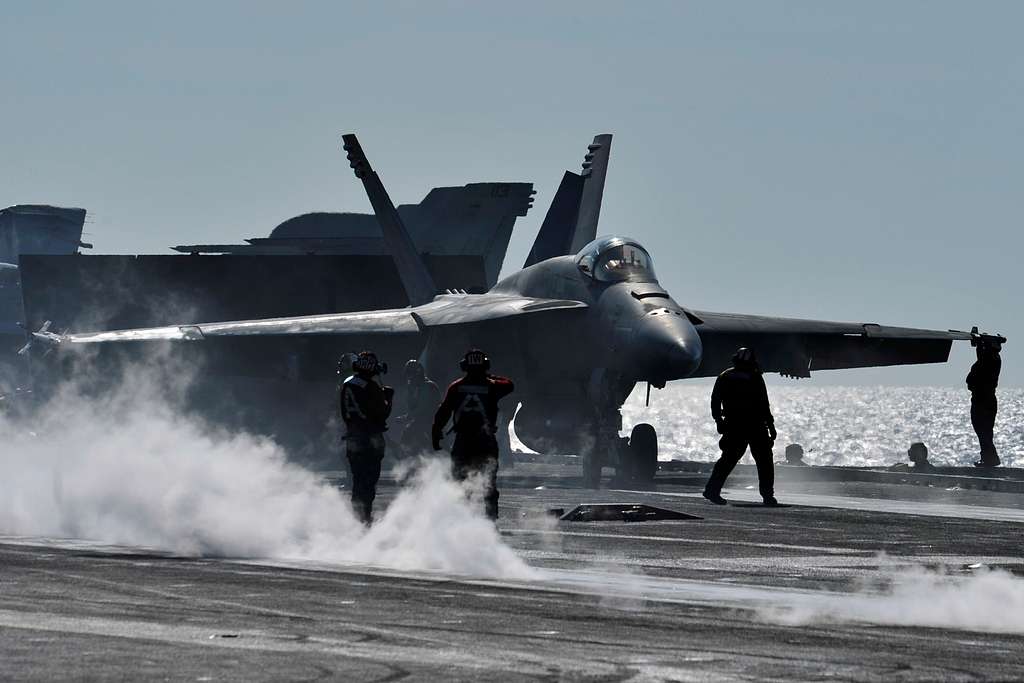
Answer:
xmin=1 ymin=134 xmax=1021 ymax=681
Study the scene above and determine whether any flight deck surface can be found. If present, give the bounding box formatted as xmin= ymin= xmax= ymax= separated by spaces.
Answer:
xmin=3 ymin=471 xmax=1024 ymax=681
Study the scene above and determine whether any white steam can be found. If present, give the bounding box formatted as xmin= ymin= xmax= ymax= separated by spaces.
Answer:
xmin=0 ymin=363 xmax=533 ymax=579
xmin=761 ymin=566 xmax=1024 ymax=634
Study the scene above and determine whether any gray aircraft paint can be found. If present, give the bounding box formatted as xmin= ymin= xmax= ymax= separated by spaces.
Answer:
xmin=35 ymin=134 xmax=979 ymax=475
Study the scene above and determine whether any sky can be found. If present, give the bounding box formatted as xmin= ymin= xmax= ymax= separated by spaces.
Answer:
xmin=1 ymin=1 xmax=1020 ymax=386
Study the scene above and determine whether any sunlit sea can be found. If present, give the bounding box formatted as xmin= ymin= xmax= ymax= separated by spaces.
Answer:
xmin=618 ymin=384 xmax=1024 ymax=468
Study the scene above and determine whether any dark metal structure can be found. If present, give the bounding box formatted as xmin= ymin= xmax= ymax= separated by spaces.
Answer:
xmin=172 ymin=183 xmax=535 ymax=288
xmin=0 ymin=205 xmax=90 ymax=395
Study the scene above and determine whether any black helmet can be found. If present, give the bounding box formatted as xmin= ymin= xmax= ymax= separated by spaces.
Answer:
xmin=459 ymin=348 xmax=490 ymax=372
xmin=404 ymin=358 xmax=425 ymax=382
xmin=353 ymin=351 xmax=386 ymax=375
xmin=336 ymin=352 xmax=357 ymax=376
xmin=732 ymin=347 xmax=757 ymax=366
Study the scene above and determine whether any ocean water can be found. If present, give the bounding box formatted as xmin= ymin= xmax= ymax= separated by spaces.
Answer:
xmin=619 ymin=384 xmax=1024 ymax=468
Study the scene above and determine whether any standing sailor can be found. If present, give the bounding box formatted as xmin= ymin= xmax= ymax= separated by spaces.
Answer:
xmin=432 ymin=349 xmax=514 ymax=520
xmin=339 ymin=351 xmax=394 ymax=524
xmin=703 ymin=347 xmax=779 ymax=506
xmin=397 ymin=359 xmax=441 ymax=456
xmin=967 ymin=338 xmax=1002 ymax=468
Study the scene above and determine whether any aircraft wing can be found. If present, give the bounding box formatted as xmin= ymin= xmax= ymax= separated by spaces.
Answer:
xmin=53 ymin=295 xmax=588 ymax=345
xmin=689 ymin=310 xmax=973 ymax=378
xmin=412 ymin=294 xmax=587 ymax=327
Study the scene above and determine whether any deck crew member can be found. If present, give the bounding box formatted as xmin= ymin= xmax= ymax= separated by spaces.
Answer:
xmin=339 ymin=351 xmax=394 ymax=524
xmin=432 ymin=349 xmax=514 ymax=520
xmin=968 ymin=339 xmax=1002 ymax=468
xmin=397 ymin=359 xmax=441 ymax=456
xmin=703 ymin=347 xmax=779 ymax=506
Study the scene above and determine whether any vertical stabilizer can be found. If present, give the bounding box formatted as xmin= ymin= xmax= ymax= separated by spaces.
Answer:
xmin=568 ymin=133 xmax=613 ymax=254
xmin=523 ymin=171 xmax=584 ymax=267
xmin=341 ymin=134 xmax=438 ymax=306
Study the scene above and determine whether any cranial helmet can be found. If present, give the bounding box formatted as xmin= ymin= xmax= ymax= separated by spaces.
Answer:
xmin=337 ymin=352 xmax=357 ymax=376
xmin=353 ymin=351 xmax=385 ymax=375
xmin=982 ymin=339 xmax=1003 ymax=353
xmin=404 ymin=358 xmax=425 ymax=382
xmin=459 ymin=348 xmax=490 ymax=372
xmin=908 ymin=442 xmax=929 ymax=463
xmin=732 ymin=347 xmax=757 ymax=366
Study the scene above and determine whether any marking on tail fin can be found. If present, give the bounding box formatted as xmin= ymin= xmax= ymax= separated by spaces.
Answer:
xmin=341 ymin=133 xmax=438 ymax=306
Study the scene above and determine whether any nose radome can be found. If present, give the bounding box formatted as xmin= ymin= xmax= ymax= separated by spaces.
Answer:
xmin=633 ymin=314 xmax=703 ymax=382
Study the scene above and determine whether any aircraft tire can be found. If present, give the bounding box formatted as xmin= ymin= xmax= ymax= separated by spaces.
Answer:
xmin=629 ymin=423 xmax=658 ymax=483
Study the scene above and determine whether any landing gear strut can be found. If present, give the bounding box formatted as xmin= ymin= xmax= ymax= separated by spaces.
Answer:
xmin=581 ymin=407 xmax=624 ymax=489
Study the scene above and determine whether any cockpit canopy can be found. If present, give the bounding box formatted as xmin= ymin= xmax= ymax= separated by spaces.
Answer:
xmin=575 ymin=236 xmax=657 ymax=283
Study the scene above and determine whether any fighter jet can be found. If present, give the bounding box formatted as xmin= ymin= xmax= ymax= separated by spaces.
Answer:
xmin=30 ymin=133 xmax=995 ymax=485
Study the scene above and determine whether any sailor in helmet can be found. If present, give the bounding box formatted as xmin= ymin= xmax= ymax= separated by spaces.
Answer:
xmin=432 ymin=348 xmax=514 ymax=520
xmin=396 ymin=359 xmax=441 ymax=456
xmin=967 ymin=337 xmax=1002 ymax=468
xmin=703 ymin=347 xmax=779 ymax=506
xmin=339 ymin=351 xmax=394 ymax=524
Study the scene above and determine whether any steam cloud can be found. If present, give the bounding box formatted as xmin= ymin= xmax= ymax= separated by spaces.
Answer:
xmin=760 ymin=565 xmax=1024 ymax=634
xmin=0 ymin=361 xmax=533 ymax=579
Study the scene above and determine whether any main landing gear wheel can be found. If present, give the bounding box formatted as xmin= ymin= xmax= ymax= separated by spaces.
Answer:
xmin=629 ymin=423 xmax=658 ymax=484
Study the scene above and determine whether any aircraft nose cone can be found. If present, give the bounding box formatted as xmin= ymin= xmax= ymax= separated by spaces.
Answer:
xmin=631 ymin=313 xmax=703 ymax=382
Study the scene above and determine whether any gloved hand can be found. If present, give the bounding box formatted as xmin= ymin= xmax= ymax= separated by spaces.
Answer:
xmin=431 ymin=431 xmax=443 ymax=451
xmin=715 ymin=418 xmax=726 ymax=435
xmin=767 ymin=423 xmax=777 ymax=444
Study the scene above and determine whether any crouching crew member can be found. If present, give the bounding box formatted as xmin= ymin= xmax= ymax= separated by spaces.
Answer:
xmin=432 ymin=349 xmax=514 ymax=520
xmin=339 ymin=351 xmax=394 ymax=525
xmin=703 ymin=347 xmax=779 ymax=506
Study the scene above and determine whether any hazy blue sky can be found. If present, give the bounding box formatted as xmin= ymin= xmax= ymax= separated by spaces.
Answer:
xmin=1 ymin=1 xmax=1020 ymax=386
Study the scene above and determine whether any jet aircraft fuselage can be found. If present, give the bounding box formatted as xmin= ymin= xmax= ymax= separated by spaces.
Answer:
xmin=420 ymin=236 xmax=701 ymax=455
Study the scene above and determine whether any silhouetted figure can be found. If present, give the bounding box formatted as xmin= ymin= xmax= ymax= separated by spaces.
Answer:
xmin=396 ymin=359 xmax=441 ymax=456
xmin=432 ymin=349 xmax=514 ymax=520
xmin=781 ymin=443 xmax=808 ymax=466
xmin=967 ymin=340 xmax=1001 ymax=468
xmin=908 ymin=442 xmax=937 ymax=472
xmin=339 ymin=351 xmax=394 ymax=525
xmin=703 ymin=348 xmax=778 ymax=506
xmin=336 ymin=351 xmax=358 ymax=382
